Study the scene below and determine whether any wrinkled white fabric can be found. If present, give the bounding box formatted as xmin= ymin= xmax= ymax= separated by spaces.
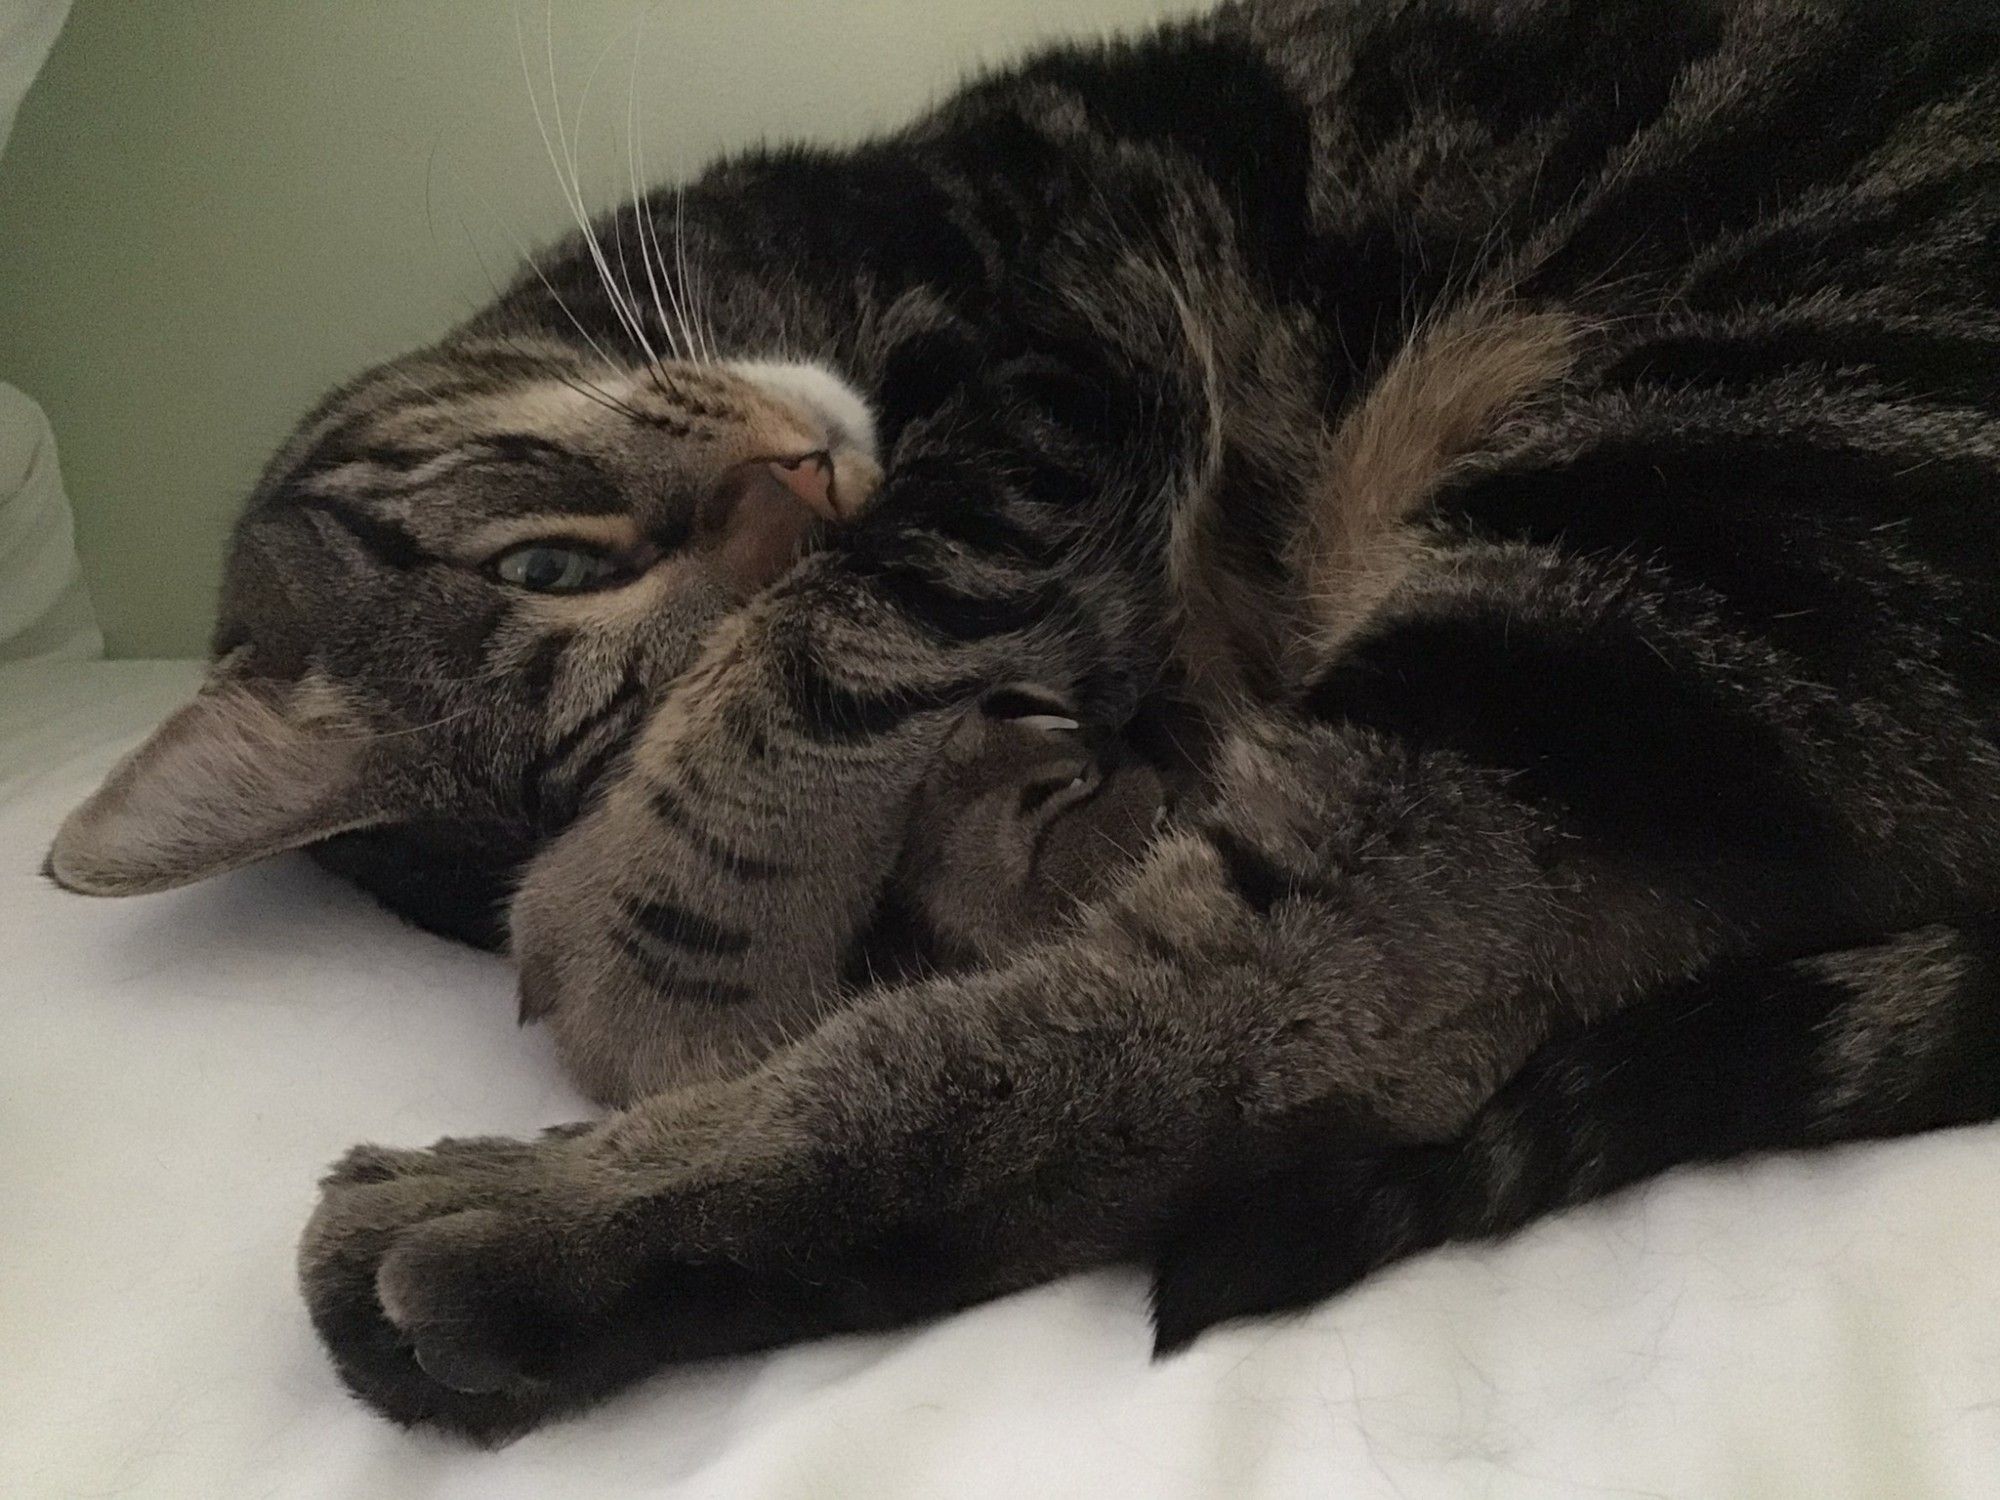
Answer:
xmin=0 ymin=383 xmax=99 ymax=661
xmin=0 ymin=1 xmax=96 ymax=664
xmin=0 ymin=0 xmax=66 ymax=151
xmin=4 ymin=661 xmax=1998 ymax=1500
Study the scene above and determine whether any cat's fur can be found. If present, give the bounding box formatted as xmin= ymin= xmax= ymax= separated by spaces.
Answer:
xmin=894 ymin=696 xmax=1169 ymax=969
xmin=47 ymin=0 xmax=2000 ymax=1440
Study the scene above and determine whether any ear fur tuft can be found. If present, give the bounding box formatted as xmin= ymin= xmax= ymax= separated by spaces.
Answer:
xmin=47 ymin=676 xmax=388 ymax=896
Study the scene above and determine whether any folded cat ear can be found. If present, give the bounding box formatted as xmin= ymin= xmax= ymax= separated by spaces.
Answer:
xmin=46 ymin=670 xmax=391 ymax=896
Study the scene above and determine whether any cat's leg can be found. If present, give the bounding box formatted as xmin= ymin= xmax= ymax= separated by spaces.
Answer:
xmin=504 ymin=547 xmax=1098 ymax=1103
xmin=1151 ymin=919 xmax=2000 ymax=1348
xmin=306 ymin=514 xmax=2000 ymax=1436
xmin=299 ymin=711 xmax=1768 ymax=1439
xmin=504 ymin=239 xmax=1228 ymax=1105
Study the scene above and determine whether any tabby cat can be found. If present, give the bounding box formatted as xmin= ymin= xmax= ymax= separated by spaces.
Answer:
xmin=48 ymin=0 xmax=2000 ymax=1441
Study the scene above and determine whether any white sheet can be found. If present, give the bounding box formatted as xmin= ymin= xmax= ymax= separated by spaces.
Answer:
xmin=4 ymin=660 xmax=1998 ymax=1500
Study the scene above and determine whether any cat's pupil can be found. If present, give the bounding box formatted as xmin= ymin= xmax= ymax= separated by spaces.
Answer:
xmin=520 ymin=549 xmax=573 ymax=589
xmin=492 ymin=544 xmax=611 ymax=592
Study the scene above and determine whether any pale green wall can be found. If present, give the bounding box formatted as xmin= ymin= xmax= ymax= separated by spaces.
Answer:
xmin=0 ymin=0 xmax=1205 ymax=658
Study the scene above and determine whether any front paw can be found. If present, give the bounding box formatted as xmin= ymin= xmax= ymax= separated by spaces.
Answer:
xmin=300 ymin=1131 xmax=644 ymax=1441
xmin=510 ymin=791 xmax=796 ymax=1106
xmin=509 ymin=805 xmax=703 ymax=1107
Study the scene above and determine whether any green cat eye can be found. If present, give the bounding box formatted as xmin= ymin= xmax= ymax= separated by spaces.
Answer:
xmin=490 ymin=544 xmax=623 ymax=593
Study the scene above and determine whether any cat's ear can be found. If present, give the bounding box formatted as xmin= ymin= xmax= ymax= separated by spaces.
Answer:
xmin=46 ymin=668 xmax=393 ymax=896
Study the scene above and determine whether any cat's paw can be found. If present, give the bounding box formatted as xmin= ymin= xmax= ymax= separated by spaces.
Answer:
xmin=299 ymin=1130 xmax=645 ymax=1442
xmin=509 ymin=789 xmax=789 ymax=1106
xmin=321 ymin=1132 xmax=559 ymax=1188
xmin=508 ymin=812 xmax=699 ymax=1108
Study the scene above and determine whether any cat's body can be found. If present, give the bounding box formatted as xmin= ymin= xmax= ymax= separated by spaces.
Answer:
xmin=48 ymin=0 xmax=2000 ymax=1439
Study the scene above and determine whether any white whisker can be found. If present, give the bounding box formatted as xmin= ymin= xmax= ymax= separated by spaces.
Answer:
xmin=625 ymin=4 xmax=686 ymax=366
xmin=307 ymin=703 xmax=486 ymax=746
xmin=544 ymin=5 xmax=652 ymax=355
xmin=566 ymin=11 xmax=669 ymax=375
xmin=632 ymin=87 xmax=705 ymax=367
xmin=468 ymin=210 xmax=652 ymax=421
xmin=515 ymin=4 xmax=649 ymax=371
xmin=673 ymin=184 xmax=715 ymax=364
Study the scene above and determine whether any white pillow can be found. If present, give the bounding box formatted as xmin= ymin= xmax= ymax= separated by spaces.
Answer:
xmin=0 ymin=0 xmax=68 ymax=147
xmin=0 ymin=0 xmax=96 ymax=662
xmin=0 ymin=381 xmax=99 ymax=661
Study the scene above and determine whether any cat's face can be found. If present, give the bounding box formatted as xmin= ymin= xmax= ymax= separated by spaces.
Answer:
xmin=47 ymin=334 xmax=880 ymax=898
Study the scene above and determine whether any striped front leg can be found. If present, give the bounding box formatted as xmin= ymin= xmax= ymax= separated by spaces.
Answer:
xmin=508 ymin=553 xmax=1018 ymax=1105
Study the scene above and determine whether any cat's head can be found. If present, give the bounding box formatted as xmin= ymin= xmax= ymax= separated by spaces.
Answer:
xmin=46 ymin=333 xmax=881 ymax=900
xmin=899 ymin=688 xmax=1169 ymax=965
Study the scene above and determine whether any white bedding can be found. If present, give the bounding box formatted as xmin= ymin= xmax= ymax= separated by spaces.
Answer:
xmin=4 ymin=660 xmax=1998 ymax=1499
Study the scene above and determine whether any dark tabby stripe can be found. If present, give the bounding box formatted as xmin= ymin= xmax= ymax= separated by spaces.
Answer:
xmin=1601 ymin=323 xmax=2000 ymax=411
xmin=1529 ymin=21 xmax=1980 ymax=298
xmin=1151 ymin=919 xmax=2000 ymax=1350
xmin=471 ymin=433 xmax=588 ymax=468
xmin=540 ymin=669 xmax=646 ymax=770
xmin=518 ymin=632 xmax=573 ymax=706
xmin=908 ymin=495 xmax=1068 ymax=565
xmin=621 ymin=894 xmax=752 ymax=958
xmin=296 ymin=499 xmax=429 ymax=570
xmin=1681 ymin=169 xmax=1998 ymax=312
xmin=1200 ymin=824 xmax=1303 ymax=918
xmin=610 ymin=932 xmax=757 ymax=1007
xmin=648 ymin=782 xmax=790 ymax=881
xmin=1304 ymin=607 xmax=1838 ymax=871
xmin=787 ymin=663 xmax=987 ymax=743
xmin=857 ymin=562 xmax=1061 ymax=646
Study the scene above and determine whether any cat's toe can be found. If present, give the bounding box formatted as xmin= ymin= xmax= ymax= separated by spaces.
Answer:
xmin=373 ymin=1208 xmax=569 ymax=1396
xmin=299 ymin=1144 xmax=612 ymax=1441
xmin=320 ymin=1134 xmax=556 ymax=1189
xmin=321 ymin=1142 xmax=427 ymax=1187
xmin=301 ymin=1191 xmax=511 ymax=1437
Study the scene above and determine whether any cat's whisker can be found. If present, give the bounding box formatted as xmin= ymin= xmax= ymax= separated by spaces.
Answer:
xmin=538 ymin=4 xmax=640 ymax=344
xmin=614 ymin=114 xmax=674 ymax=376
xmin=515 ymin=4 xmax=653 ymax=374
xmin=610 ymin=195 xmax=678 ymax=390
xmin=635 ymin=195 xmax=689 ymax=387
xmin=417 ymin=129 xmax=649 ymax=422
xmin=567 ymin=15 xmax=671 ymax=378
xmin=556 ymin=357 xmax=651 ymax=425
xmin=624 ymin=9 xmax=689 ymax=374
xmin=668 ymin=187 xmax=700 ymax=366
xmin=465 ymin=207 xmax=655 ymax=424
xmin=301 ymin=702 xmax=487 ymax=747
xmin=461 ymin=288 xmax=640 ymax=421
xmin=632 ymin=93 xmax=705 ymax=369
xmin=673 ymin=185 xmax=712 ymax=365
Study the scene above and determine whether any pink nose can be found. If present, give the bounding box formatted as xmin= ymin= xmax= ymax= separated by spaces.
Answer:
xmin=767 ymin=450 xmax=837 ymax=519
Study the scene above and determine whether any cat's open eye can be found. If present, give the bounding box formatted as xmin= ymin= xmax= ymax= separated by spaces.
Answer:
xmin=489 ymin=543 xmax=624 ymax=593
